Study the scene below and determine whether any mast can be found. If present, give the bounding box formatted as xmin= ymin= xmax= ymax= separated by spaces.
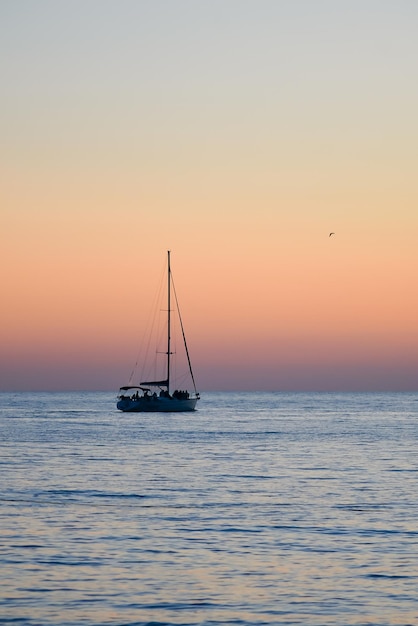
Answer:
xmin=167 ymin=250 xmax=171 ymax=393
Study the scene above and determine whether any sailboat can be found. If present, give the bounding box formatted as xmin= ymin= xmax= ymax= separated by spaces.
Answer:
xmin=117 ymin=251 xmax=200 ymax=412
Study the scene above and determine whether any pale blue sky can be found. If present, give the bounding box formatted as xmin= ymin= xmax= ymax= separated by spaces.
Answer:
xmin=2 ymin=0 xmax=418 ymax=163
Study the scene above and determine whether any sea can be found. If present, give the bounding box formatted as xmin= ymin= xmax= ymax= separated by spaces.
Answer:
xmin=1 ymin=391 xmax=417 ymax=626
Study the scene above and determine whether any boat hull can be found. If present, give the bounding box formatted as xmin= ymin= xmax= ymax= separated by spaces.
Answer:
xmin=117 ymin=395 xmax=198 ymax=413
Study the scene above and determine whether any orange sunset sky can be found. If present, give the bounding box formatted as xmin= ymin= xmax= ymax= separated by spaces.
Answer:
xmin=1 ymin=1 xmax=418 ymax=391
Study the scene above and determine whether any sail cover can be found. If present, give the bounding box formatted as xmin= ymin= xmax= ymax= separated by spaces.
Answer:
xmin=119 ymin=385 xmax=142 ymax=391
xmin=140 ymin=379 xmax=169 ymax=387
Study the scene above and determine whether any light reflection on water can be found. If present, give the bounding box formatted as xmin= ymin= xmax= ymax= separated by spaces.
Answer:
xmin=1 ymin=391 xmax=418 ymax=625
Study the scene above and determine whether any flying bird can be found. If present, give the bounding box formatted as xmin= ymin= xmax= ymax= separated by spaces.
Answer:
xmin=329 ymin=232 xmax=335 ymax=237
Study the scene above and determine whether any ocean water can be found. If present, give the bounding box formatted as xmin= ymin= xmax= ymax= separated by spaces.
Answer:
xmin=1 ymin=392 xmax=417 ymax=626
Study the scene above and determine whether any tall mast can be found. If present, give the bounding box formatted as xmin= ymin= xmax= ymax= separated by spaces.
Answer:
xmin=167 ymin=250 xmax=171 ymax=392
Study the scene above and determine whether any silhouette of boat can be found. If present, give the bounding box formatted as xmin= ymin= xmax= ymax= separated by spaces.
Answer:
xmin=117 ymin=251 xmax=200 ymax=412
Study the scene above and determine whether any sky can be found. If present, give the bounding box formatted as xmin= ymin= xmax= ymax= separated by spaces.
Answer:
xmin=1 ymin=0 xmax=418 ymax=391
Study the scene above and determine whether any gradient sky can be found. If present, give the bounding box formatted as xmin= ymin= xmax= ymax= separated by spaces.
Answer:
xmin=1 ymin=0 xmax=418 ymax=391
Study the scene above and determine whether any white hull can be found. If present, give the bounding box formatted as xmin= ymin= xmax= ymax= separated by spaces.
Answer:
xmin=117 ymin=395 xmax=198 ymax=413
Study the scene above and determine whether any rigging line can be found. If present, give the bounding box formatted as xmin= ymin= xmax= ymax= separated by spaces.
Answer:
xmin=170 ymin=271 xmax=198 ymax=395
xmin=141 ymin=261 xmax=167 ymax=384
xmin=128 ymin=257 xmax=166 ymax=385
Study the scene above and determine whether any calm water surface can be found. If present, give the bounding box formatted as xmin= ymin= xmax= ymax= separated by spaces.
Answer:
xmin=1 ymin=392 xmax=417 ymax=625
